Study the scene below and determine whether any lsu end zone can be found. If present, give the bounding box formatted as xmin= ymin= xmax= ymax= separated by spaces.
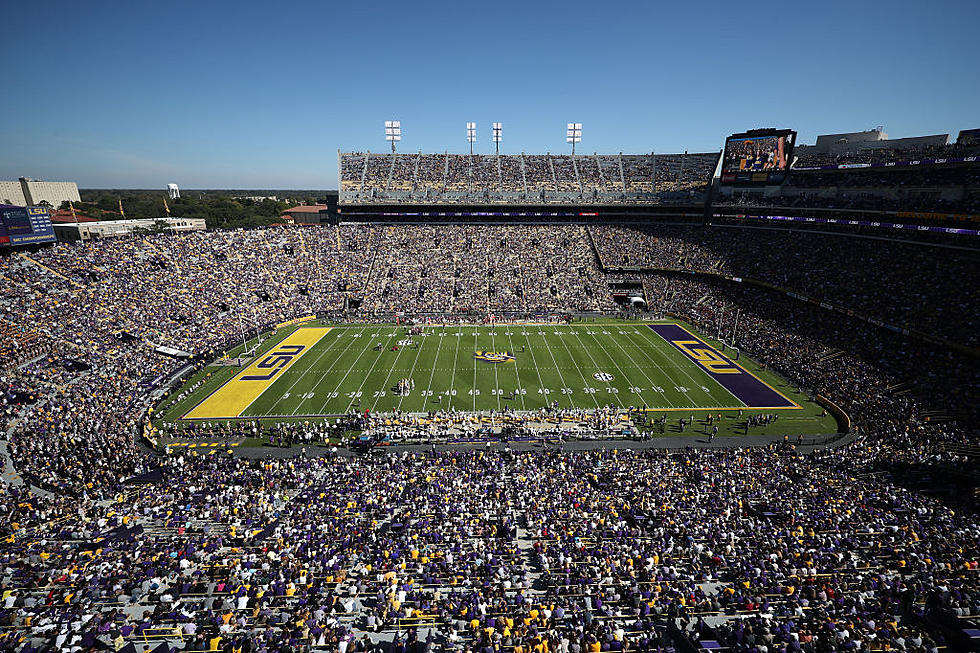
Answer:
xmin=153 ymin=319 xmax=840 ymax=438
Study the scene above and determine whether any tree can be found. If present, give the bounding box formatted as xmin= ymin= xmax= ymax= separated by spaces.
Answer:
xmin=78 ymin=189 xmax=290 ymax=230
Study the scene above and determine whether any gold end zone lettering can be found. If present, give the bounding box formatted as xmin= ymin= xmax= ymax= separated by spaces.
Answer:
xmin=672 ymin=340 xmax=741 ymax=374
xmin=184 ymin=327 xmax=331 ymax=419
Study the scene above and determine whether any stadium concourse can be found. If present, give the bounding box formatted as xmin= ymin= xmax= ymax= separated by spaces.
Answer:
xmin=0 ymin=220 xmax=978 ymax=652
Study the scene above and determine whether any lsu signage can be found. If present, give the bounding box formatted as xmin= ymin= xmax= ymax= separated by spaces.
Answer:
xmin=648 ymin=325 xmax=740 ymax=376
xmin=474 ymin=350 xmax=515 ymax=363
xmin=670 ymin=340 xmax=740 ymax=374
xmin=647 ymin=323 xmax=799 ymax=409
xmin=183 ymin=327 xmax=330 ymax=419
xmin=241 ymin=344 xmax=306 ymax=380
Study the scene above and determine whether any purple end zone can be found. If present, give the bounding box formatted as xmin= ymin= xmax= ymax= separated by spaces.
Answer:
xmin=648 ymin=324 xmax=798 ymax=409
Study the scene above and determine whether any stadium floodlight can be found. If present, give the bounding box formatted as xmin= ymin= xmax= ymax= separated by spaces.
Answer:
xmin=566 ymin=123 xmax=582 ymax=155
xmin=385 ymin=120 xmax=401 ymax=153
xmin=466 ymin=122 xmax=477 ymax=155
xmin=492 ymin=122 xmax=502 ymax=155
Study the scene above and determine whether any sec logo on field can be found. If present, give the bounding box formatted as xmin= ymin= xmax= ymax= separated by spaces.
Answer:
xmin=593 ymin=372 xmax=614 ymax=382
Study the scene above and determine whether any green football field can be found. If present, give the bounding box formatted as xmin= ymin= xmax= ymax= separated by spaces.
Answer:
xmin=157 ymin=321 xmax=837 ymax=437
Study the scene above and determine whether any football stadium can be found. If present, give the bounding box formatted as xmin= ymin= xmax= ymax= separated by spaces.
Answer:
xmin=2 ymin=2 xmax=980 ymax=652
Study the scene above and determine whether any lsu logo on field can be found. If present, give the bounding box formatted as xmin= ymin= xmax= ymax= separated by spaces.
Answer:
xmin=671 ymin=340 xmax=740 ymax=375
xmin=241 ymin=345 xmax=306 ymax=381
xmin=183 ymin=327 xmax=330 ymax=420
xmin=474 ymin=350 xmax=515 ymax=363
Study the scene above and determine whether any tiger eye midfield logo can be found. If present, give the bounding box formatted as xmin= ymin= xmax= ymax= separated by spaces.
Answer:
xmin=474 ymin=350 xmax=516 ymax=363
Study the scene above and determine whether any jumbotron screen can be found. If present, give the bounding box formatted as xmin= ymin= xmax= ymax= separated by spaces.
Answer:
xmin=721 ymin=129 xmax=796 ymax=184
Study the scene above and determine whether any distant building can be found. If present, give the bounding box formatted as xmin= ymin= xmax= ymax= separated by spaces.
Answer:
xmin=1 ymin=178 xmax=82 ymax=207
xmin=281 ymin=204 xmax=330 ymax=225
xmin=54 ymin=217 xmax=206 ymax=242
xmin=799 ymin=129 xmax=949 ymax=156
xmin=48 ymin=209 xmax=98 ymax=224
xmin=811 ymin=128 xmax=890 ymax=154
xmin=957 ymin=128 xmax=980 ymax=145
xmin=168 ymin=183 xmax=180 ymax=199
xmin=281 ymin=193 xmax=339 ymax=224
xmin=0 ymin=181 xmax=27 ymax=205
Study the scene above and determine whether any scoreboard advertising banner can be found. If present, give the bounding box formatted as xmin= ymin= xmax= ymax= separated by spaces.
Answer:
xmin=0 ymin=205 xmax=56 ymax=246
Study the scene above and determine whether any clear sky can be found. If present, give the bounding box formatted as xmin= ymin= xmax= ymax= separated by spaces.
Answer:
xmin=1 ymin=0 xmax=977 ymax=189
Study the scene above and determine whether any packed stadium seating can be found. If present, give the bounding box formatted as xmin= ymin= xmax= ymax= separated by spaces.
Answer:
xmin=361 ymin=225 xmax=613 ymax=314
xmin=589 ymin=223 xmax=980 ymax=347
xmin=792 ymin=141 xmax=980 ymax=169
xmin=338 ymin=145 xmax=980 ymax=220
xmin=339 ymin=152 xmax=719 ymax=205
xmin=1 ymin=222 xmax=978 ymax=651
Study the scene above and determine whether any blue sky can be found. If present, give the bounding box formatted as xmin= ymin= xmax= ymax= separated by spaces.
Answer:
xmin=1 ymin=0 xmax=977 ymax=189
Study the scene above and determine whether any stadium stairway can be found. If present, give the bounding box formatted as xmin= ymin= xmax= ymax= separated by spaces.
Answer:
xmin=0 ymin=272 xmax=25 ymax=288
xmin=17 ymin=252 xmax=83 ymax=287
xmin=0 ymin=438 xmax=25 ymax=489
xmin=143 ymin=236 xmax=183 ymax=275
xmin=816 ymin=348 xmax=844 ymax=363
xmin=1 ymin=366 xmax=93 ymax=497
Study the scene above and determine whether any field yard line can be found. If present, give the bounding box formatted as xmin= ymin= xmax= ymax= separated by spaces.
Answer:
xmin=548 ymin=328 xmax=601 ymax=408
xmin=396 ymin=331 xmax=430 ymax=411
xmin=504 ymin=329 xmax=528 ymax=410
xmin=368 ymin=329 xmax=415 ymax=412
xmin=489 ymin=329 xmax=501 ymax=411
xmin=634 ymin=326 xmax=745 ymax=409
xmin=619 ymin=327 xmax=699 ymax=409
xmin=419 ymin=328 xmax=446 ymax=409
xmin=446 ymin=329 xmax=463 ymax=411
xmin=519 ymin=330 xmax=558 ymax=408
xmin=345 ymin=327 xmax=404 ymax=412
xmin=261 ymin=326 xmax=354 ymax=415
xmin=472 ymin=330 xmax=479 ymax=411
xmin=571 ymin=327 xmax=645 ymax=406
xmin=592 ymin=327 xmax=673 ymax=408
xmin=315 ymin=327 xmax=392 ymax=414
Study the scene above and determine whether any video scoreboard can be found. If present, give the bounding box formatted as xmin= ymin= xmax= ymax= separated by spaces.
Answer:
xmin=720 ymin=129 xmax=796 ymax=185
xmin=0 ymin=205 xmax=56 ymax=246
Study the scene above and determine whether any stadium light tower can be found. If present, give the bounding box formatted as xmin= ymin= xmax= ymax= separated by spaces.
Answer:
xmin=466 ymin=122 xmax=477 ymax=155
xmin=385 ymin=120 xmax=401 ymax=153
xmin=492 ymin=122 xmax=502 ymax=155
xmin=566 ymin=123 xmax=582 ymax=155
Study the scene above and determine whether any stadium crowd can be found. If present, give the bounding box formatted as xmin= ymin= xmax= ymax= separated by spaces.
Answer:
xmin=0 ymin=221 xmax=977 ymax=651
xmin=339 ymin=153 xmax=718 ymax=204
xmin=589 ymin=223 xmax=980 ymax=347
xmin=792 ymin=141 xmax=980 ymax=169
xmin=361 ymin=225 xmax=612 ymax=315
xmin=0 ymin=445 xmax=977 ymax=651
